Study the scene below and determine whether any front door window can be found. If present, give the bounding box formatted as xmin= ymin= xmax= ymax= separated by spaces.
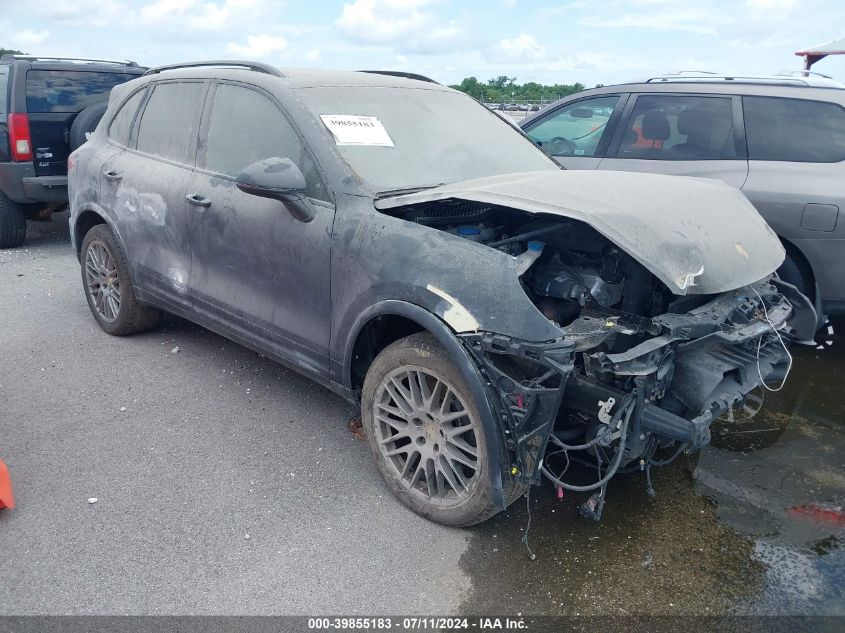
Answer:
xmin=524 ymin=95 xmax=621 ymax=157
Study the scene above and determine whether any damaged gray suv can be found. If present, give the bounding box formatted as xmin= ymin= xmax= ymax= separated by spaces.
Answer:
xmin=69 ymin=61 xmax=815 ymax=526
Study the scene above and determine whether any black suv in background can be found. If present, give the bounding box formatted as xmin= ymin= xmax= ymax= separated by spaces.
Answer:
xmin=0 ymin=55 xmax=144 ymax=247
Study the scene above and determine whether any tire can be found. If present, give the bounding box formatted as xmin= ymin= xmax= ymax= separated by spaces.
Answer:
xmin=69 ymin=103 xmax=108 ymax=150
xmin=361 ymin=332 xmax=525 ymax=526
xmin=80 ymin=224 xmax=161 ymax=336
xmin=0 ymin=190 xmax=27 ymax=248
xmin=777 ymin=251 xmax=813 ymax=301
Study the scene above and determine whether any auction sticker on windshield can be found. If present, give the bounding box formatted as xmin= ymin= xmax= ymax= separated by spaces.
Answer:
xmin=320 ymin=115 xmax=394 ymax=147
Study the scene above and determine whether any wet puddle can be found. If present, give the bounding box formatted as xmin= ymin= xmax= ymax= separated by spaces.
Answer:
xmin=460 ymin=319 xmax=845 ymax=616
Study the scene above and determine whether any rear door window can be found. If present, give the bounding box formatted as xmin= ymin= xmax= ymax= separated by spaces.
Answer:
xmin=136 ymin=82 xmax=204 ymax=164
xmin=616 ymin=94 xmax=736 ymax=160
xmin=25 ymin=70 xmax=136 ymax=113
xmin=523 ymin=95 xmax=621 ymax=157
xmin=743 ymin=96 xmax=845 ymax=163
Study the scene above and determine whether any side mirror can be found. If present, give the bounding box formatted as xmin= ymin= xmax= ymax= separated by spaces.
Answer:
xmin=236 ymin=157 xmax=315 ymax=223
xmin=570 ymin=108 xmax=594 ymax=119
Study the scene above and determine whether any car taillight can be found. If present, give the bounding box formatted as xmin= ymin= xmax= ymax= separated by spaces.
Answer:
xmin=8 ymin=113 xmax=33 ymax=162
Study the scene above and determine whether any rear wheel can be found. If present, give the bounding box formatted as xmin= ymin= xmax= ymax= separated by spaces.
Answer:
xmin=0 ymin=190 xmax=27 ymax=248
xmin=80 ymin=224 xmax=161 ymax=335
xmin=361 ymin=332 xmax=525 ymax=526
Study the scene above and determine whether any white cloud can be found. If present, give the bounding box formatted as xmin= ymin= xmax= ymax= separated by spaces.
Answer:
xmin=580 ymin=7 xmax=735 ymax=35
xmin=136 ymin=0 xmax=195 ymax=25
xmin=336 ymin=0 xmax=462 ymax=53
xmin=746 ymin=0 xmax=799 ymax=21
xmin=12 ymin=29 xmax=50 ymax=46
xmin=135 ymin=0 xmax=264 ymax=30
xmin=225 ymin=34 xmax=287 ymax=58
xmin=24 ymin=1 xmax=128 ymax=27
xmin=497 ymin=33 xmax=546 ymax=63
xmin=305 ymin=48 xmax=321 ymax=63
xmin=746 ymin=0 xmax=799 ymax=9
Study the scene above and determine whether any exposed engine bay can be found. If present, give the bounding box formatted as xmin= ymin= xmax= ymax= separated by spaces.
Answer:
xmin=384 ymin=197 xmax=817 ymax=520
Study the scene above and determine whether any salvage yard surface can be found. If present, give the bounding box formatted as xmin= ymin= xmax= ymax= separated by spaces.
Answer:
xmin=1 ymin=213 xmax=844 ymax=615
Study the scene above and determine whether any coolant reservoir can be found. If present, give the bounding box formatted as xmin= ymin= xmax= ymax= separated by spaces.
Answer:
xmin=516 ymin=240 xmax=544 ymax=276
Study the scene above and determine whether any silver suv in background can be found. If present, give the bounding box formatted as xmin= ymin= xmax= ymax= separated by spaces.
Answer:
xmin=521 ymin=72 xmax=845 ymax=322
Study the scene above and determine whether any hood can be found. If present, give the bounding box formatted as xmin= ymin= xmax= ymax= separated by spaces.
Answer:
xmin=375 ymin=170 xmax=784 ymax=295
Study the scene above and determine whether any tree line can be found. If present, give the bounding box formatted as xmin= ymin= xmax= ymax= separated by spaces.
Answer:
xmin=448 ymin=75 xmax=599 ymax=103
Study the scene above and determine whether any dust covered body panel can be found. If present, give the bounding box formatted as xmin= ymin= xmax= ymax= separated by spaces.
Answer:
xmin=375 ymin=170 xmax=785 ymax=296
xmin=69 ymin=64 xmax=816 ymax=524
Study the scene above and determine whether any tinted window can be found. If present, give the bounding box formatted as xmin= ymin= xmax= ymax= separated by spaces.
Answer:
xmin=524 ymin=95 xmax=620 ymax=157
xmin=204 ymin=83 xmax=327 ymax=200
xmin=744 ymin=96 xmax=845 ymax=163
xmin=616 ymin=94 xmax=736 ymax=160
xmin=108 ymin=89 xmax=145 ymax=146
xmin=136 ymin=82 xmax=203 ymax=163
xmin=25 ymin=70 xmax=136 ymax=113
xmin=0 ymin=65 xmax=9 ymax=119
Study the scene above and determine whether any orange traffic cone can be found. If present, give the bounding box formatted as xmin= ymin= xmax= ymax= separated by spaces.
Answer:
xmin=0 ymin=459 xmax=14 ymax=510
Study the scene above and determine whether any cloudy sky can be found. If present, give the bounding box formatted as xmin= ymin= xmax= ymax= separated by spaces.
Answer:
xmin=2 ymin=0 xmax=843 ymax=87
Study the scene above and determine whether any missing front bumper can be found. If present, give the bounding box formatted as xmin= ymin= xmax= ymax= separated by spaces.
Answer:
xmin=461 ymin=278 xmax=814 ymax=488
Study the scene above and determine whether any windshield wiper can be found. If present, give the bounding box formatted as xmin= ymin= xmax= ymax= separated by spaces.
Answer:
xmin=375 ymin=184 xmax=446 ymax=199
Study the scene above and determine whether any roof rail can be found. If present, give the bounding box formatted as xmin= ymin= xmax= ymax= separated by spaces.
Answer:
xmin=646 ymin=73 xmax=812 ymax=86
xmin=644 ymin=71 xmax=845 ymax=89
xmin=781 ymin=69 xmax=834 ymax=79
xmin=0 ymin=54 xmax=140 ymax=67
xmin=358 ymin=70 xmax=440 ymax=84
xmin=143 ymin=60 xmax=283 ymax=77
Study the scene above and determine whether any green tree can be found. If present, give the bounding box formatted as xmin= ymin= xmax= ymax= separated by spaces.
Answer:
xmin=450 ymin=76 xmax=587 ymax=103
xmin=487 ymin=75 xmax=516 ymax=91
xmin=0 ymin=48 xmax=26 ymax=57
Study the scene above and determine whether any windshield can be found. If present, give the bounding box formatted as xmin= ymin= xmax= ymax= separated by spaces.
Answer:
xmin=296 ymin=86 xmax=559 ymax=193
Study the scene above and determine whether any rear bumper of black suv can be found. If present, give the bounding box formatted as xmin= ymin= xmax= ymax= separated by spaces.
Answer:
xmin=0 ymin=162 xmax=68 ymax=204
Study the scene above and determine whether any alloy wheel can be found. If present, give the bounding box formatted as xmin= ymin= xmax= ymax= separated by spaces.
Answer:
xmin=373 ymin=366 xmax=481 ymax=505
xmin=85 ymin=240 xmax=121 ymax=323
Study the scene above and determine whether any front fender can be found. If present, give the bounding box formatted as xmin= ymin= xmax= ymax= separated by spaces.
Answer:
xmin=341 ymin=300 xmax=507 ymax=508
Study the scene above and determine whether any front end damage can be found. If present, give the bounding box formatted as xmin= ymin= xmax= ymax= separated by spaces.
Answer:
xmin=375 ymin=171 xmax=817 ymax=519
xmin=462 ymin=277 xmax=814 ymax=519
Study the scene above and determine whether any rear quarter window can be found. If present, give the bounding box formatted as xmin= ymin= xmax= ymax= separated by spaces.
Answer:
xmin=0 ymin=65 xmax=9 ymax=119
xmin=25 ymin=70 xmax=136 ymax=113
xmin=108 ymin=89 xmax=146 ymax=146
xmin=744 ymin=96 xmax=845 ymax=163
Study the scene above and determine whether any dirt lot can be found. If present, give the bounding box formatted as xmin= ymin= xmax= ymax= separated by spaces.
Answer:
xmin=1 ymin=213 xmax=843 ymax=615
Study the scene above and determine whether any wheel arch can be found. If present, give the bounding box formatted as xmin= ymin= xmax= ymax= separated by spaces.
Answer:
xmin=342 ymin=300 xmax=507 ymax=506
xmin=776 ymin=236 xmax=825 ymax=327
xmin=73 ymin=205 xmax=109 ymax=257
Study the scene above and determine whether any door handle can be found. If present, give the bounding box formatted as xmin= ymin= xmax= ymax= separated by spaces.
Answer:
xmin=186 ymin=193 xmax=212 ymax=208
xmin=103 ymin=170 xmax=123 ymax=182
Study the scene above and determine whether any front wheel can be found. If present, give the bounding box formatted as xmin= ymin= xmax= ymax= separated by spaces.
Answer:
xmin=80 ymin=224 xmax=161 ymax=335
xmin=361 ymin=333 xmax=525 ymax=526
